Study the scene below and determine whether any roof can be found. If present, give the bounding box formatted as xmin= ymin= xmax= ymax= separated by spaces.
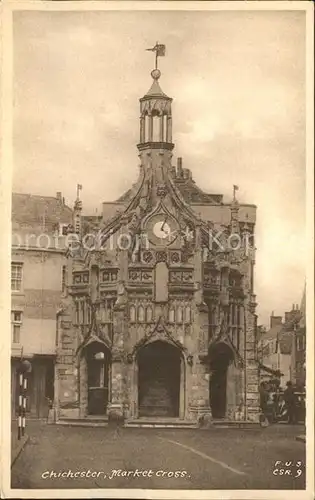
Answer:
xmin=258 ymin=362 xmax=283 ymax=377
xmin=12 ymin=193 xmax=73 ymax=233
xmin=116 ymin=171 xmax=223 ymax=206
xmin=144 ymin=79 xmax=170 ymax=99
xmin=260 ymin=324 xmax=283 ymax=341
xmin=175 ymin=177 xmax=223 ymax=205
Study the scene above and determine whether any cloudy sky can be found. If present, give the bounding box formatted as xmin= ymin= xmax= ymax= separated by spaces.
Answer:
xmin=12 ymin=8 xmax=306 ymax=326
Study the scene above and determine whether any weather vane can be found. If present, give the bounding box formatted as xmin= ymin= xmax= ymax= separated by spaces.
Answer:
xmin=146 ymin=42 xmax=166 ymax=70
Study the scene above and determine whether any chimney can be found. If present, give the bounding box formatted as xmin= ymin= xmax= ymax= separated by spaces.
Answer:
xmin=56 ymin=192 xmax=62 ymax=203
xmin=177 ymin=157 xmax=183 ymax=178
xmin=183 ymin=168 xmax=192 ymax=180
xmin=270 ymin=315 xmax=282 ymax=329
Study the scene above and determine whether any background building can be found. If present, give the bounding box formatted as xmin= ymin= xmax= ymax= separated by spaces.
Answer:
xmin=11 ymin=193 xmax=72 ymax=418
xmin=257 ymin=289 xmax=306 ymax=390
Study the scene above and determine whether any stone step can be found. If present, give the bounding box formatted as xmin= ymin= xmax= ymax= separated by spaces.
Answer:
xmin=55 ymin=417 xmax=197 ymax=429
xmin=126 ymin=418 xmax=197 ymax=429
xmin=56 ymin=417 xmax=108 ymax=427
xmin=57 ymin=421 xmax=109 ymax=427
xmin=125 ymin=423 xmax=197 ymax=429
xmin=211 ymin=419 xmax=261 ymax=429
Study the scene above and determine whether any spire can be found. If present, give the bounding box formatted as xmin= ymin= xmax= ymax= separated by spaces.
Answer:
xmin=138 ymin=43 xmax=173 ymax=150
xmin=230 ymin=185 xmax=240 ymax=233
xmin=145 ymin=71 xmax=169 ymax=98
xmin=73 ymin=184 xmax=82 ymax=237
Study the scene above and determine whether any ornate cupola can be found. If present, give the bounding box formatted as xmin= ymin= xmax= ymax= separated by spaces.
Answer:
xmin=138 ymin=43 xmax=174 ymax=161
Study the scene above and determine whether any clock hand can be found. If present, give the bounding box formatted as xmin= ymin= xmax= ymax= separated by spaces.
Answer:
xmin=161 ymin=216 xmax=167 ymax=232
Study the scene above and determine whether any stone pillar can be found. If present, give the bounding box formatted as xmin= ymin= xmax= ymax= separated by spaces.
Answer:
xmin=148 ymin=114 xmax=153 ymax=142
xmin=55 ymin=308 xmax=79 ymax=420
xmin=109 ymin=350 xmax=125 ymax=414
xmin=159 ymin=114 xmax=164 ymax=141
xmin=192 ymin=355 xmax=210 ymax=420
xmin=243 ymin=298 xmax=260 ymax=422
xmin=226 ymin=363 xmax=236 ymax=419
xmin=167 ymin=116 xmax=172 ymax=142
xmin=226 ymin=362 xmax=243 ymax=419
xmin=109 ymin=305 xmax=126 ymax=417
xmin=140 ymin=116 xmax=145 ymax=143
xmin=190 ymin=227 xmax=211 ymax=420
xmin=179 ymin=357 xmax=186 ymax=419
xmin=129 ymin=358 xmax=138 ymax=419
xmin=109 ymin=240 xmax=128 ymax=418
xmin=79 ymin=355 xmax=88 ymax=417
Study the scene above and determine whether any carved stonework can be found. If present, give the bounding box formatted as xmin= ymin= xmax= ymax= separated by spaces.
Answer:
xmin=112 ymin=349 xmax=124 ymax=362
xmin=101 ymin=269 xmax=118 ymax=282
xmin=170 ymin=251 xmax=181 ymax=264
xmin=73 ymin=272 xmax=89 ymax=285
xmin=129 ymin=269 xmax=153 ymax=283
xmin=127 ymin=353 xmax=133 ymax=364
xmin=156 ymin=251 xmax=167 ymax=263
xmin=156 ymin=184 xmax=167 ymax=198
xmin=142 ymin=250 xmax=154 ymax=264
xmin=187 ymin=355 xmax=193 ymax=366
xmin=169 ymin=270 xmax=193 ymax=283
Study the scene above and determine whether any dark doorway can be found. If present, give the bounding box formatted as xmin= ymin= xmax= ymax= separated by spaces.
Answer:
xmin=138 ymin=341 xmax=181 ymax=417
xmin=86 ymin=343 xmax=111 ymax=415
xmin=209 ymin=342 xmax=234 ymax=419
xmin=12 ymin=357 xmax=54 ymax=418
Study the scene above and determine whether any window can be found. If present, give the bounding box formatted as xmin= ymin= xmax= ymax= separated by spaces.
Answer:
xmin=74 ymin=301 xmax=79 ymax=324
xmin=104 ymin=299 xmax=114 ymax=322
xmin=62 ymin=265 xmax=66 ymax=293
xmin=176 ymin=306 xmax=183 ymax=324
xmin=11 ymin=263 xmax=23 ymax=291
xmin=11 ymin=311 xmax=22 ymax=344
xmin=80 ymin=301 xmax=85 ymax=325
xmin=130 ymin=305 xmax=136 ymax=323
xmin=184 ymin=306 xmax=191 ymax=324
xmin=146 ymin=306 xmax=153 ymax=323
xmin=169 ymin=307 xmax=175 ymax=323
xmin=59 ymin=223 xmax=69 ymax=236
xmin=138 ymin=306 xmax=145 ymax=323
xmin=87 ymin=304 xmax=91 ymax=325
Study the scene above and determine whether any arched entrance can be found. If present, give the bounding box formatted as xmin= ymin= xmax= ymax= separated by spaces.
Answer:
xmin=84 ymin=342 xmax=111 ymax=415
xmin=137 ymin=341 xmax=181 ymax=417
xmin=209 ymin=342 xmax=234 ymax=419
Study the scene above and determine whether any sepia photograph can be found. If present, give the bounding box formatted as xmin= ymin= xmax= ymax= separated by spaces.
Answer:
xmin=0 ymin=1 xmax=314 ymax=499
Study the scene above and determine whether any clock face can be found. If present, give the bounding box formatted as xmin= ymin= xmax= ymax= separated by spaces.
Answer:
xmin=153 ymin=221 xmax=171 ymax=239
xmin=145 ymin=213 xmax=178 ymax=246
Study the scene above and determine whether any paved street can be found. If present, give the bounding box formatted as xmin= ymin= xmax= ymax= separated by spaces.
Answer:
xmin=11 ymin=421 xmax=306 ymax=490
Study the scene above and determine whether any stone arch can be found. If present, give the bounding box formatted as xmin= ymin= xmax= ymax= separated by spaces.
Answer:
xmin=208 ymin=342 xmax=235 ymax=419
xmin=131 ymin=339 xmax=186 ymax=419
xmin=79 ymin=340 xmax=111 ymax=417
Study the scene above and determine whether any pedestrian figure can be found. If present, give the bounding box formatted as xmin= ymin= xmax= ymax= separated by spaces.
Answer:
xmin=284 ymin=381 xmax=297 ymax=424
xmin=108 ymin=407 xmax=125 ymax=438
xmin=259 ymin=383 xmax=269 ymax=414
xmin=259 ymin=383 xmax=269 ymax=427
